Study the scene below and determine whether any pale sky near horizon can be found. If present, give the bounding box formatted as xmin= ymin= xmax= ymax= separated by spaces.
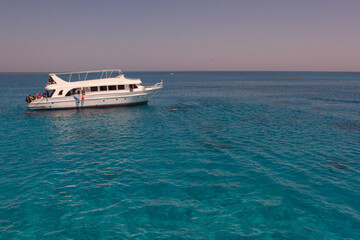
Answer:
xmin=1 ymin=0 xmax=360 ymax=72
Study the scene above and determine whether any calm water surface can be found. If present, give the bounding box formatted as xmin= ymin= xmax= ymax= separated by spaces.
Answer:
xmin=0 ymin=72 xmax=360 ymax=239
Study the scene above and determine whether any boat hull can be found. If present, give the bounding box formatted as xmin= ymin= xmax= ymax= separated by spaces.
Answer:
xmin=27 ymin=88 xmax=160 ymax=110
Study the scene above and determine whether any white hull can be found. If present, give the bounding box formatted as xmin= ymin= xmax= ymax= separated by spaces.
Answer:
xmin=27 ymin=88 xmax=160 ymax=110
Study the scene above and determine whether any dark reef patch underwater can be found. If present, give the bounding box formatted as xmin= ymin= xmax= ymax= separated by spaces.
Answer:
xmin=1 ymin=71 xmax=360 ymax=239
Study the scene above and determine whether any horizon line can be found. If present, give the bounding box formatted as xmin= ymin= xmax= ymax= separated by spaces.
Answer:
xmin=1 ymin=70 xmax=360 ymax=74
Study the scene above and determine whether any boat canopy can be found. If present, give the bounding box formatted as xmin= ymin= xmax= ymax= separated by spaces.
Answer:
xmin=50 ymin=69 xmax=123 ymax=83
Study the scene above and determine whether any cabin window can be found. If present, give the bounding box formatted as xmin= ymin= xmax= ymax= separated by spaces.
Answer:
xmin=134 ymin=84 xmax=138 ymax=89
xmin=118 ymin=85 xmax=124 ymax=90
xmin=47 ymin=78 xmax=56 ymax=85
xmin=58 ymin=90 xmax=63 ymax=95
xmin=100 ymin=86 xmax=107 ymax=91
xmin=48 ymin=90 xmax=55 ymax=97
xmin=65 ymin=88 xmax=77 ymax=96
xmin=90 ymin=86 xmax=98 ymax=92
xmin=108 ymin=85 xmax=116 ymax=90
xmin=65 ymin=90 xmax=72 ymax=96
xmin=129 ymin=84 xmax=133 ymax=91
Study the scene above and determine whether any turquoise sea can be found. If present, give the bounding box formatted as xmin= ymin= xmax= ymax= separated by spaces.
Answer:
xmin=0 ymin=71 xmax=360 ymax=239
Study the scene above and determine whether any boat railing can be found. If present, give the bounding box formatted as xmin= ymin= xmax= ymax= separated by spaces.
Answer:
xmin=154 ymin=80 xmax=163 ymax=88
xmin=51 ymin=69 xmax=123 ymax=82
xmin=146 ymin=80 xmax=163 ymax=89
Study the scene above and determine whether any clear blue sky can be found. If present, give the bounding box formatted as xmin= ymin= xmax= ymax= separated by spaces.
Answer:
xmin=1 ymin=0 xmax=360 ymax=72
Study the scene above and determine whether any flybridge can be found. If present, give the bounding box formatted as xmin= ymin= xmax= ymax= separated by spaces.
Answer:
xmin=50 ymin=69 xmax=123 ymax=82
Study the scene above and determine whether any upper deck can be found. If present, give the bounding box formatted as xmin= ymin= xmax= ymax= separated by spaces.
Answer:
xmin=46 ymin=69 xmax=142 ymax=89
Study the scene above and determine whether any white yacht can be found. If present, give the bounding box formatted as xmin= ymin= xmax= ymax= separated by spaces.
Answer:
xmin=26 ymin=69 xmax=163 ymax=110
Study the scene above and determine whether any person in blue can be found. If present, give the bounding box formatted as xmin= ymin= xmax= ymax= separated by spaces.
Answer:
xmin=43 ymin=91 xmax=47 ymax=98
xmin=74 ymin=90 xmax=80 ymax=100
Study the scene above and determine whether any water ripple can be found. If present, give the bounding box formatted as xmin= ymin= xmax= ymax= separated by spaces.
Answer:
xmin=1 ymin=72 xmax=360 ymax=239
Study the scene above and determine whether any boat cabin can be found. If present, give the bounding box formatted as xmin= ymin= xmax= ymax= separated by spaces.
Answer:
xmin=44 ymin=70 xmax=143 ymax=98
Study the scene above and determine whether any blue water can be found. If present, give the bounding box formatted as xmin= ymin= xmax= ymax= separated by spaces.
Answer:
xmin=1 ymin=72 xmax=360 ymax=239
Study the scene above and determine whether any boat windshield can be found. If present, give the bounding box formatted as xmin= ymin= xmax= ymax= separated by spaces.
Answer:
xmin=47 ymin=90 xmax=55 ymax=97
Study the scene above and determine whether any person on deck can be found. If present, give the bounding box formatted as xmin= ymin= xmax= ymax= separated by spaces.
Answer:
xmin=74 ymin=91 xmax=80 ymax=100
xmin=25 ymin=95 xmax=31 ymax=104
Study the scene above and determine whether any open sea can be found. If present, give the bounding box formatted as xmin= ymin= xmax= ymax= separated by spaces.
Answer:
xmin=0 ymin=71 xmax=360 ymax=239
